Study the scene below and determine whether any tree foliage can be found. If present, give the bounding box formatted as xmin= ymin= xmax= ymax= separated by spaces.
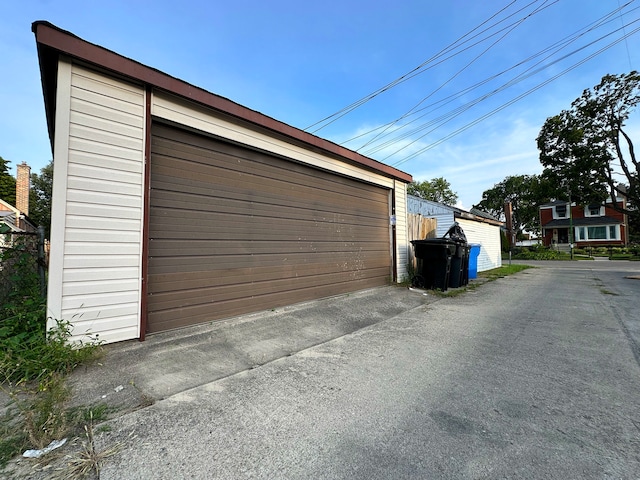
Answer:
xmin=29 ymin=161 xmax=53 ymax=237
xmin=407 ymin=177 xmax=458 ymax=206
xmin=537 ymin=71 xmax=640 ymax=216
xmin=474 ymin=174 xmax=553 ymax=235
xmin=0 ymin=155 xmax=17 ymax=206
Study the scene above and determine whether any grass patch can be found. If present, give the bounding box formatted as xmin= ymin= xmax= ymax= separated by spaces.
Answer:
xmin=421 ymin=264 xmax=533 ymax=298
xmin=1 ymin=245 xmax=103 ymax=470
xmin=478 ymin=264 xmax=533 ymax=281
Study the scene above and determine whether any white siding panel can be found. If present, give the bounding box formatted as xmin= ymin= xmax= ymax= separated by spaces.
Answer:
xmin=62 ymin=290 xmax=140 ymax=311
xmin=66 ymin=215 xmax=141 ymax=231
xmin=63 ymin=242 xmax=142 ymax=255
xmin=66 ymin=189 xmax=141 ymax=208
xmin=457 ymin=218 xmax=502 ymax=272
xmin=63 ymin=254 xmax=140 ymax=269
xmin=70 ymin=122 xmax=143 ymax=151
xmin=70 ymin=110 xmax=142 ymax=139
xmin=152 ymin=91 xmax=395 ymax=189
xmin=69 ymin=137 xmax=142 ymax=161
xmin=67 ymin=163 xmax=141 ymax=185
xmin=64 ymin=228 xmax=142 ymax=243
xmin=63 ymin=303 xmax=139 ymax=323
xmin=63 ymin=278 xmax=140 ymax=296
xmin=70 ymin=98 xmax=143 ymax=129
xmin=66 ymin=203 xmax=141 ymax=220
xmin=47 ymin=62 xmax=145 ymax=344
xmin=71 ymin=74 xmax=144 ymax=114
xmin=67 ymin=176 xmax=141 ymax=196
xmin=73 ymin=325 xmax=139 ymax=345
xmin=395 ymin=183 xmax=409 ymax=282
xmin=66 ymin=150 xmax=142 ymax=174
xmin=69 ymin=316 xmax=139 ymax=336
xmin=63 ymin=267 xmax=139 ymax=282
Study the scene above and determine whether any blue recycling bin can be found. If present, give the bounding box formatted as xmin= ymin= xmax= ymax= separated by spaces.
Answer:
xmin=468 ymin=243 xmax=481 ymax=279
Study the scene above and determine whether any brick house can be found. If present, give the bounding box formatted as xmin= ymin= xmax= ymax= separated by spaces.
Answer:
xmin=539 ymin=197 xmax=628 ymax=248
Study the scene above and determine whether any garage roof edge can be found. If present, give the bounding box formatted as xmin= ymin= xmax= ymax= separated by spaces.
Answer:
xmin=32 ymin=21 xmax=412 ymax=183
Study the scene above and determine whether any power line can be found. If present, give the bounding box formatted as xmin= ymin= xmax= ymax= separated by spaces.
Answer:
xmin=389 ymin=24 xmax=640 ymax=168
xmin=341 ymin=0 xmax=633 ymax=149
xmin=355 ymin=0 xmax=557 ymax=152
xmin=303 ymin=0 xmax=546 ymax=134
xmin=362 ymin=5 xmax=640 ymax=159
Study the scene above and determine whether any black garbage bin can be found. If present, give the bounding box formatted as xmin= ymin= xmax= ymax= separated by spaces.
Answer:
xmin=410 ymin=239 xmax=457 ymax=291
xmin=448 ymin=242 xmax=467 ymax=288
xmin=442 ymin=222 xmax=469 ymax=288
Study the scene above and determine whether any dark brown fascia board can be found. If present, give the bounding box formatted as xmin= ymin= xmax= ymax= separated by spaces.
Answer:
xmin=454 ymin=211 xmax=503 ymax=227
xmin=32 ymin=21 xmax=412 ymax=183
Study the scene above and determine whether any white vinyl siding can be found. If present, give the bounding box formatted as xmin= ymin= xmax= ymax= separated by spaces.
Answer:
xmin=456 ymin=218 xmax=502 ymax=272
xmin=394 ymin=181 xmax=408 ymax=282
xmin=47 ymin=61 xmax=145 ymax=344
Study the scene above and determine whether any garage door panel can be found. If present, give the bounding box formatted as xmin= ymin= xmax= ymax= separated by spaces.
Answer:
xmin=150 ymin=191 xmax=387 ymax=229
xmin=148 ymin=123 xmax=392 ymax=333
xmin=148 ymin=241 xmax=390 ymax=258
xmin=149 ymin=219 xmax=386 ymax=242
xmin=148 ymin=266 xmax=391 ymax=313
xmin=151 ymin=166 xmax=388 ymax=220
xmin=153 ymin=132 xmax=388 ymax=204
xmin=149 ymin=190 xmax=387 ymax=225
xmin=148 ymin=247 xmax=390 ymax=273
xmin=148 ymin=260 xmax=392 ymax=293
xmin=148 ymin=275 xmax=387 ymax=333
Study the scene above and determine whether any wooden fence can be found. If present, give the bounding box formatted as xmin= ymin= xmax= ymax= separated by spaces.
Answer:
xmin=407 ymin=214 xmax=437 ymax=273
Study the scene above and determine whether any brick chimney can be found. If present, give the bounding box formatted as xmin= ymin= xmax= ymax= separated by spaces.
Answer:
xmin=16 ymin=162 xmax=31 ymax=216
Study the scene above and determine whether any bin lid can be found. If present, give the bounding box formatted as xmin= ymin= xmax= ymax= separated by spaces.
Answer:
xmin=411 ymin=238 xmax=457 ymax=255
xmin=411 ymin=239 xmax=457 ymax=246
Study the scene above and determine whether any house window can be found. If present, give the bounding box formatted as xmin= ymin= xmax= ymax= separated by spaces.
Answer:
xmin=555 ymin=205 xmax=567 ymax=218
xmin=578 ymin=227 xmax=585 ymax=240
xmin=587 ymin=226 xmax=607 ymax=239
xmin=609 ymin=225 xmax=617 ymax=239
xmin=586 ymin=204 xmax=603 ymax=217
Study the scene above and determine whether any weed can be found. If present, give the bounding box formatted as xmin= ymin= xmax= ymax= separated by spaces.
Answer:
xmin=61 ymin=411 xmax=124 ymax=479
xmin=600 ymin=288 xmax=619 ymax=296
xmin=0 ymin=241 xmax=103 ymax=471
xmin=0 ymin=407 xmax=28 ymax=468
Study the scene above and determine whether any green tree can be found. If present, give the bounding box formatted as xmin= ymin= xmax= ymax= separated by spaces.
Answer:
xmin=0 ymin=155 xmax=17 ymax=206
xmin=407 ymin=177 xmax=458 ymax=205
xmin=29 ymin=161 xmax=53 ymax=237
xmin=537 ymin=71 xmax=639 ymax=216
xmin=474 ymin=174 xmax=554 ymax=236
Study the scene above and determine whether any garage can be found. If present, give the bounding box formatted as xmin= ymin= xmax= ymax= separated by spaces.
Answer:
xmin=147 ymin=123 xmax=392 ymax=333
xmin=33 ymin=21 xmax=411 ymax=344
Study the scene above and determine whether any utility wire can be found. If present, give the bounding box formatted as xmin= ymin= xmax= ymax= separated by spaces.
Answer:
xmin=346 ymin=2 xmax=637 ymax=156
xmin=342 ymin=0 xmax=626 ymax=148
xmin=355 ymin=0 xmax=557 ymax=152
xmin=389 ymin=24 xmax=640 ymax=167
xmin=303 ymin=0 xmax=546 ymax=133
xmin=362 ymin=4 xmax=639 ymax=159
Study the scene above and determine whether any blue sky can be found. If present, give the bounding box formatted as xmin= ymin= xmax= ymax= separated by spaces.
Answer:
xmin=1 ymin=0 xmax=639 ymax=209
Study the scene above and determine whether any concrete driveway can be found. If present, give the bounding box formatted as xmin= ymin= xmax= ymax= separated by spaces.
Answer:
xmin=10 ymin=260 xmax=640 ymax=479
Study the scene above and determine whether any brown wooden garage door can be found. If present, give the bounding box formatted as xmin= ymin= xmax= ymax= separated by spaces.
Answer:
xmin=147 ymin=123 xmax=392 ymax=333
